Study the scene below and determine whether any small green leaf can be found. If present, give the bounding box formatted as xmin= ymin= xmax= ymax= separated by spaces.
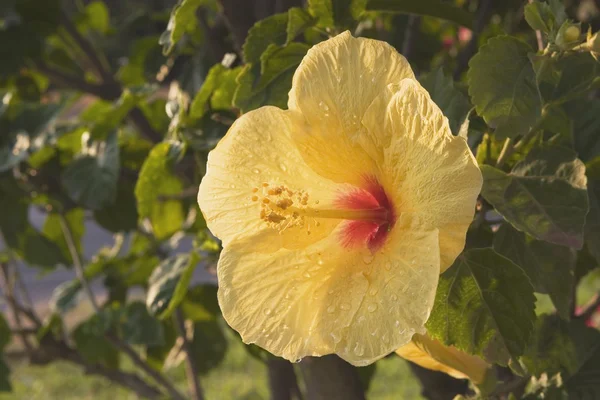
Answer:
xmin=234 ymin=43 xmax=309 ymax=113
xmin=159 ymin=0 xmax=208 ymax=54
xmin=420 ymin=67 xmax=471 ymax=135
xmin=50 ymin=280 xmax=81 ymax=314
xmin=189 ymin=64 xmax=242 ymax=121
xmin=524 ymin=0 xmax=555 ymax=34
xmin=308 ymin=0 xmax=366 ymax=29
xmin=72 ymin=312 xmax=119 ymax=368
xmin=146 ymin=253 xmax=198 ymax=319
xmin=366 ymin=0 xmax=473 ymax=28
xmin=42 ymin=209 xmax=85 ymax=264
xmin=567 ymin=99 xmax=600 ymax=162
xmin=468 ymin=36 xmax=542 ymax=140
xmin=426 ymin=248 xmax=536 ymax=365
xmin=135 ymin=141 xmax=186 ymax=239
xmin=493 ymin=224 xmax=576 ymax=319
xmin=80 ymin=1 xmax=110 ymax=34
xmin=242 ymin=13 xmax=288 ymax=64
xmin=286 ymin=7 xmax=316 ymax=44
xmin=120 ymin=301 xmax=165 ymax=346
xmin=481 ymin=145 xmax=588 ymax=249
xmin=62 ymin=132 xmax=120 ymax=210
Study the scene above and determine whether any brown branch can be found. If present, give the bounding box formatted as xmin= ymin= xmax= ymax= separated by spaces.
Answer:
xmin=453 ymin=0 xmax=494 ymax=80
xmin=299 ymin=355 xmax=365 ymax=400
xmin=409 ymin=362 xmax=469 ymax=400
xmin=0 ymin=261 xmax=34 ymax=355
xmin=174 ymin=309 xmax=205 ymax=400
xmin=106 ymin=334 xmax=187 ymax=400
xmin=402 ymin=15 xmax=421 ymax=61
xmin=267 ymin=358 xmax=303 ymax=400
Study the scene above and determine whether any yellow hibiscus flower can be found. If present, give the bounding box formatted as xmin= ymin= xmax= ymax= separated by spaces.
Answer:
xmin=396 ymin=333 xmax=493 ymax=385
xmin=198 ymin=31 xmax=482 ymax=366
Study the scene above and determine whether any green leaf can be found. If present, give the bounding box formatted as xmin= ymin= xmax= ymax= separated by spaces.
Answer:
xmin=93 ymin=182 xmax=138 ymax=233
xmin=145 ymin=319 xmax=177 ymax=370
xmin=521 ymin=315 xmax=579 ymax=377
xmin=585 ymin=183 xmax=600 ymax=264
xmin=0 ymin=314 xmax=10 ymax=350
xmin=426 ymin=248 xmax=536 ymax=365
xmin=286 ymin=7 xmax=316 ymax=44
xmin=146 ymin=253 xmax=198 ymax=319
xmin=468 ymin=36 xmax=542 ymax=140
xmin=189 ymin=64 xmax=242 ymax=121
xmin=366 ymin=0 xmax=473 ymax=28
xmin=134 ymin=141 xmax=185 ymax=239
xmin=420 ymin=67 xmax=471 ymax=135
xmin=49 ymin=280 xmax=81 ymax=314
xmin=72 ymin=312 xmax=119 ymax=368
xmin=120 ymin=302 xmax=164 ymax=346
xmin=80 ymin=1 xmax=110 ymax=34
xmin=531 ymin=52 xmax=600 ymax=105
xmin=62 ymin=131 xmax=120 ymax=210
xmin=493 ymin=224 xmax=576 ymax=319
xmin=191 ymin=320 xmax=227 ymax=374
xmin=242 ymin=13 xmax=288 ymax=64
xmin=118 ymin=37 xmax=162 ymax=86
xmin=88 ymin=89 xmax=149 ymax=140
xmin=234 ymin=43 xmax=309 ymax=113
xmin=42 ymin=209 xmax=85 ymax=264
xmin=159 ymin=0 xmax=208 ymax=54
xmin=0 ymin=178 xmax=66 ymax=269
xmin=308 ymin=0 xmax=367 ymax=29
xmin=181 ymin=284 xmax=219 ymax=322
xmin=567 ymin=99 xmax=600 ymax=162
xmin=481 ymin=145 xmax=588 ymax=249
xmin=524 ymin=0 xmax=555 ymax=34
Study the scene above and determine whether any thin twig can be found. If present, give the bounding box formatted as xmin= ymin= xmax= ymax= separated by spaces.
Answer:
xmin=106 ymin=335 xmax=187 ymax=400
xmin=58 ymin=213 xmax=186 ymax=400
xmin=58 ymin=213 xmax=100 ymax=313
xmin=174 ymin=309 xmax=205 ymax=400
xmin=528 ymin=0 xmax=545 ymax=51
xmin=0 ymin=262 xmax=34 ymax=354
xmin=402 ymin=15 xmax=421 ymax=60
xmin=453 ymin=0 xmax=494 ymax=80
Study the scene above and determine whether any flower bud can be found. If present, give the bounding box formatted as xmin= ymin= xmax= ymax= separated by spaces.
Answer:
xmin=556 ymin=22 xmax=582 ymax=50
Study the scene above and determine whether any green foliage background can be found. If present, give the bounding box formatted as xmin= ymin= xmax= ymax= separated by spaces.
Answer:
xmin=1 ymin=0 xmax=600 ymax=399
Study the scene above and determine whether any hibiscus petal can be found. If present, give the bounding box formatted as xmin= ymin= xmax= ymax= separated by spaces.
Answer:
xmin=396 ymin=333 xmax=491 ymax=384
xmin=288 ymin=31 xmax=415 ymax=185
xmin=198 ymin=106 xmax=346 ymax=252
xmin=362 ymin=79 xmax=483 ymax=271
xmin=217 ymin=214 xmax=439 ymax=365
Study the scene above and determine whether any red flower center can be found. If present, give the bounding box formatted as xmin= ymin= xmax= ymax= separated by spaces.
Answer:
xmin=336 ymin=176 xmax=396 ymax=253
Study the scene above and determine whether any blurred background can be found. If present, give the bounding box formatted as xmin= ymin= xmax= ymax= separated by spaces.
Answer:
xmin=2 ymin=0 xmax=600 ymax=399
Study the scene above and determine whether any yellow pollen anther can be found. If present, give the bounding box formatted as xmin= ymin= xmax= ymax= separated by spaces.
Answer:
xmin=262 ymin=183 xmax=269 ymax=187
xmin=262 ymin=198 xmax=270 ymax=204
xmin=252 ymin=187 xmax=259 ymax=193
xmin=268 ymin=187 xmax=283 ymax=195
xmin=251 ymin=195 xmax=258 ymax=201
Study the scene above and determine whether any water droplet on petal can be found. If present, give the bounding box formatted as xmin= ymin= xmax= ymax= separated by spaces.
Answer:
xmin=367 ymin=303 xmax=377 ymax=313
xmin=369 ymin=287 xmax=378 ymax=296
xmin=358 ymin=316 xmax=366 ymax=323
xmin=391 ymin=294 xmax=398 ymax=301
xmin=362 ymin=254 xmax=374 ymax=264
xmin=384 ymin=262 xmax=392 ymax=271
xmin=340 ymin=303 xmax=350 ymax=310
xmin=328 ymin=289 xmax=334 ymax=295
xmin=395 ymin=320 xmax=400 ymax=327
xmin=303 ymin=271 xmax=311 ymax=278
xmin=264 ymin=308 xmax=272 ymax=316
xmin=330 ymin=332 xmax=341 ymax=344
xmin=327 ymin=305 xmax=336 ymax=314
xmin=353 ymin=342 xmax=365 ymax=356
xmin=252 ymin=168 xmax=260 ymax=174
xmin=279 ymin=163 xmax=287 ymax=172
